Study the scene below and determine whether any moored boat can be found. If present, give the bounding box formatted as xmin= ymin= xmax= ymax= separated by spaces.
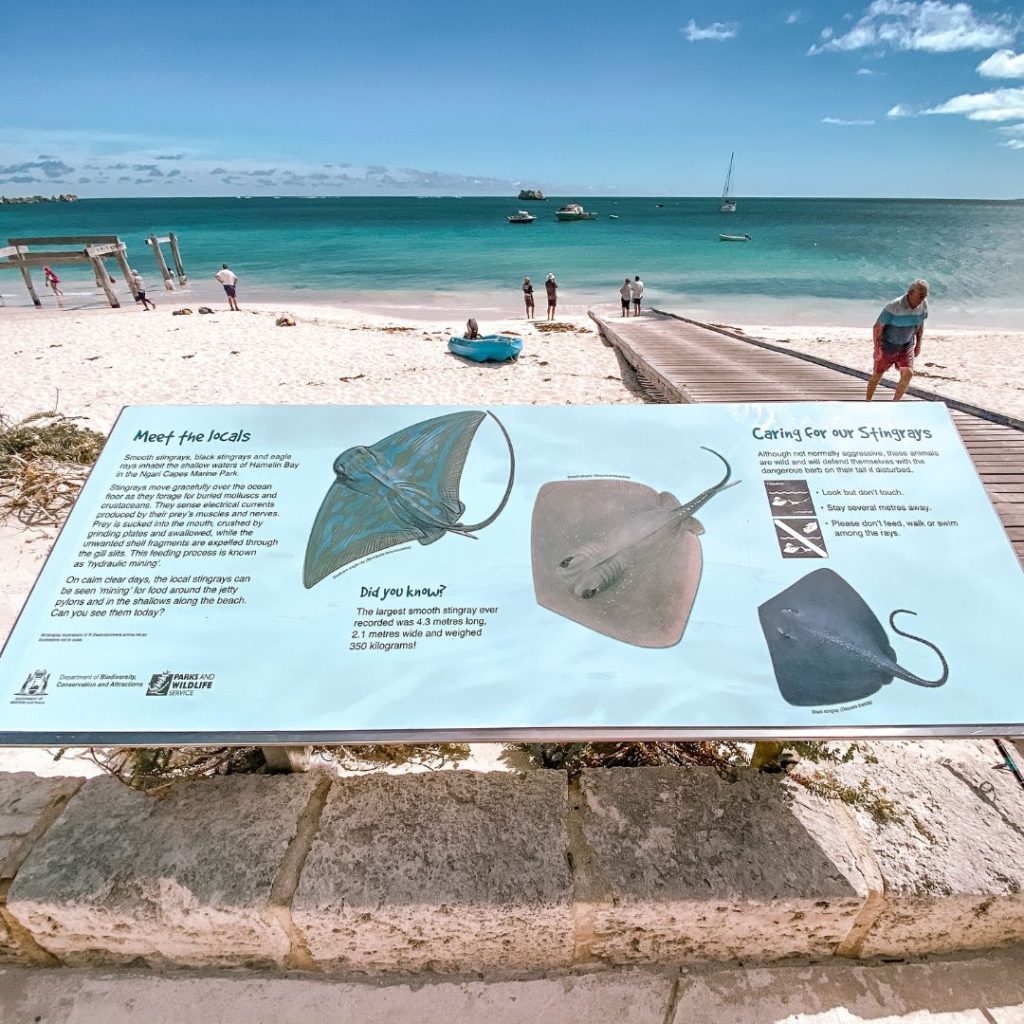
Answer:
xmin=719 ymin=233 xmax=751 ymax=242
xmin=555 ymin=203 xmax=598 ymax=221
xmin=507 ymin=210 xmax=536 ymax=224
xmin=448 ymin=334 xmax=523 ymax=362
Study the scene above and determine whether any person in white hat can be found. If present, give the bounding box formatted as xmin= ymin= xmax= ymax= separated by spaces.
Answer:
xmin=545 ymin=272 xmax=558 ymax=322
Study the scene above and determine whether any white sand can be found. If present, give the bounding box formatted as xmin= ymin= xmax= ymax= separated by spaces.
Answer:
xmin=0 ymin=302 xmax=638 ymax=429
xmin=731 ymin=323 xmax=1024 ymax=421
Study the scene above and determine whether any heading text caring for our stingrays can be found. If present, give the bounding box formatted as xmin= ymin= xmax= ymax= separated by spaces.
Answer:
xmin=752 ymin=426 xmax=933 ymax=444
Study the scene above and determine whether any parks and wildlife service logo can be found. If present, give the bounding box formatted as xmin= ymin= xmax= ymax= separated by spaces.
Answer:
xmin=147 ymin=670 xmax=214 ymax=697
xmin=12 ymin=669 xmax=49 ymax=704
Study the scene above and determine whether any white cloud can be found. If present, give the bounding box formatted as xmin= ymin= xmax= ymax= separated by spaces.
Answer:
xmin=821 ymin=116 xmax=876 ymax=124
xmin=886 ymin=103 xmax=918 ymax=116
xmin=683 ymin=19 xmax=738 ymax=41
xmin=809 ymin=1 xmax=1017 ymax=56
xmin=855 ymin=66 xmax=877 ymax=74
xmin=997 ymin=123 xmax=1024 ymax=138
xmin=925 ymin=86 xmax=1024 ymax=121
xmin=785 ymin=10 xmax=802 ymax=25
xmin=977 ymin=49 xmax=1024 ymax=79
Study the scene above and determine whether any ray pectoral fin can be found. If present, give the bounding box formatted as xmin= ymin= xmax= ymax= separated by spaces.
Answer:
xmin=303 ymin=483 xmax=421 ymax=588
xmin=888 ymin=610 xmax=949 ymax=687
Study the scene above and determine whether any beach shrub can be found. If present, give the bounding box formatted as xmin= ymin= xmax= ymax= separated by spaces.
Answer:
xmin=0 ymin=410 xmax=106 ymax=527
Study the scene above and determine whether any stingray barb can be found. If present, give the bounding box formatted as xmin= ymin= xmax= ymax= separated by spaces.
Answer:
xmin=758 ymin=568 xmax=948 ymax=707
xmin=303 ymin=410 xmax=515 ymax=587
xmin=531 ymin=446 xmax=739 ymax=648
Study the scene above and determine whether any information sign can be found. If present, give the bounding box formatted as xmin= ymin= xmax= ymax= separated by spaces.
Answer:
xmin=1 ymin=402 xmax=1021 ymax=743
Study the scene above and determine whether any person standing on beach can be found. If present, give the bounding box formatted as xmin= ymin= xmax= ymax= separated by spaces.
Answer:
xmin=619 ymin=278 xmax=632 ymax=317
xmin=866 ymin=279 xmax=929 ymax=401
xmin=43 ymin=266 xmax=62 ymax=298
xmin=215 ymin=264 xmax=240 ymax=311
xmin=545 ymin=273 xmax=558 ymax=322
xmin=130 ymin=268 xmax=156 ymax=311
xmin=631 ymin=275 xmax=644 ymax=316
xmin=522 ymin=277 xmax=535 ymax=319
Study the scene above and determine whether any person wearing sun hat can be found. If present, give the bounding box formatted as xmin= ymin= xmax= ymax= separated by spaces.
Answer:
xmin=545 ymin=272 xmax=558 ymax=322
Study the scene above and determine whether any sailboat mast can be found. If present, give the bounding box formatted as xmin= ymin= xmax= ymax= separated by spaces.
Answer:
xmin=720 ymin=152 xmax=737 ymax=212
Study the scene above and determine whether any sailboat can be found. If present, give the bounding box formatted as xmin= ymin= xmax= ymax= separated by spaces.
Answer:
xmin=720 ymin=153 xmax=737 ymax=213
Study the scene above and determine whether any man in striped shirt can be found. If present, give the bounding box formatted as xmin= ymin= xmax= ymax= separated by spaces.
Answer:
xmin=866 ymin=279 xmax=929 ymax=401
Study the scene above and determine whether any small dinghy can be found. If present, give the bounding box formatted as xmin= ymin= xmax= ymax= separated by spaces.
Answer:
xmin=719 ymin=233 xmax=751 ymax=242
xmin=448 ymin=334 xmax=523 ymax=362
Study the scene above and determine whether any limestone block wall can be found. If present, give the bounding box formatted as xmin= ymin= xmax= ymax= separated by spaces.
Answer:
xmin=1 ymin=741 xmax=1022 ymax=975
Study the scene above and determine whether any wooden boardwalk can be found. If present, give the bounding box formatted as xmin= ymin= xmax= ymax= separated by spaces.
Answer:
xmin=591 ymin=308 xmax=1024 ymax=565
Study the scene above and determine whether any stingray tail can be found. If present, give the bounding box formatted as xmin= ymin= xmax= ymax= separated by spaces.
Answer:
xmin=888 ymin=609 xmax=949 ymax=688
xmin=448 ymin=410 xmax=515 ymax=534
xmin=676 ymin=447 xmax=740 ymax=519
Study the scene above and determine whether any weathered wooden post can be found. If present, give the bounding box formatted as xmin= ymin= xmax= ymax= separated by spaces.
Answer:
xmin=90 ymin=256 xmax=120 ymax=308
xmin=168 ymin=232 xmax=187 ymax=286
xmin=148 ymin=235 xmax=175 ymax=290
xmin=15 ymin=251 xmax=42 ymax=308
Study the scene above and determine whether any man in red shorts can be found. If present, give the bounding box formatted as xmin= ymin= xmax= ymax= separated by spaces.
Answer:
xmin=866 ymin=278 xmax=929 ymax=401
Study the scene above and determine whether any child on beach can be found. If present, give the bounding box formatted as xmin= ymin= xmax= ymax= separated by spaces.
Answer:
xmin=43 ymin=266 xmax=62 ymax=298
xmin=522 ymin=277 xmax=535 ymax=319
xmin=545 ymin=273 xmax=558 ymax=322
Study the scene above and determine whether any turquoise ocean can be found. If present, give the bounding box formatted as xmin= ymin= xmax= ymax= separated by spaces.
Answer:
xmin=2 ymin=196 xmax=1023 ymax=326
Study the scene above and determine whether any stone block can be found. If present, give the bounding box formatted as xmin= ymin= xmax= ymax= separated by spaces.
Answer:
xmin=576 ymin=766 xmax=875 ymax=963
xmin=292 ymin=770 xmax=572 ymax=972
xmin=0 ymin=773 xmax=83 ymax=883
xmin=824 ymin=740 xmax=1024 ymax=957
xmin=7 ymin=774 xmax=321 ymax=967
xmin=0 ymin=772 xmax=82 ymax=964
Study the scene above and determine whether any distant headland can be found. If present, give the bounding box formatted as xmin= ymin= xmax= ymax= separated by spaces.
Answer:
xmin=0 ymin=193 xmax=79 ymax=205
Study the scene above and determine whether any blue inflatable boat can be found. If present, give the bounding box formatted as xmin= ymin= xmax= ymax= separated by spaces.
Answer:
xmin=448 ymin=334 xmax=523 ymax=362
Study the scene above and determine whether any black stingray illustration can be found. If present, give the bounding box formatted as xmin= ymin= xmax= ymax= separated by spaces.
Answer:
xmin=531 ymin=447 xmax=738 ymax=648
xmin=303 ymin=410 xmax=515 ymax=588
xmin=758 ymin=568 xmax=949 ymax=706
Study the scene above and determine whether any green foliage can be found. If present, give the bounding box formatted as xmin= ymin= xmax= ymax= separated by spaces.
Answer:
xmin=311 ymin=743 xmax=471 ymax=771
xmin=794 ymin=771 xmax=902 ymax=824
xmin=0 ymin=411 xmax=105 ymax=474
xmin=86 ymin=746 xmax=269 ymax=793
xmin=511 ymin=741 xmax=747 ymax=778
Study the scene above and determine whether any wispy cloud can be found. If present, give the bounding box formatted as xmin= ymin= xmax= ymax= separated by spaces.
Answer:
xmin=683 ymin=19 xmax=738 ymax=41
xmin=887 ymin=103 xmax=918 ymax=117
xmin=809 ymin=1 xmax=1017 ymax=56
xmin=0 ymin=159 xmax=74 ymax=179
xmin=924 ymin=86 xmax=1024 ymax=121
xmin=155 ymin=153 xmax=184 ymax=160
xmin=855 ymin=66 xmax=878 ymax=74
xmin=785 ymin=10 xmax=803 ymax=25
xmin=821 ymin=115 xmax=876 ymax=124
xmin=977 ymin=49 xmax=1024 ymax=79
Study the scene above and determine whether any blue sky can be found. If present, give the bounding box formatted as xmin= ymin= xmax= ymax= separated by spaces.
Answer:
xmin=1 ymin=0 xmax=1022 ymax=198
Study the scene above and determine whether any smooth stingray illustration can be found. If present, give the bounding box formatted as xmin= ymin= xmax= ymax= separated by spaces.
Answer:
xmin=531 ymin=447 xmax=738 ymax=648
xmin=303 ymin=410 xmax=515 ymax=588
xmin=758 ymin=568 xmax=949 ymax=706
